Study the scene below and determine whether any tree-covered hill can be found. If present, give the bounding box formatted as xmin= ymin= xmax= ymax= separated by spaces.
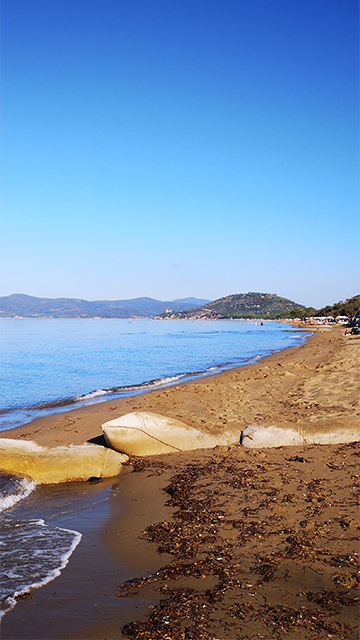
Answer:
xmin=314 ymin=295 xmax=360 ymax=319
xmin=160 ymin=292 xmax=306 ymax=319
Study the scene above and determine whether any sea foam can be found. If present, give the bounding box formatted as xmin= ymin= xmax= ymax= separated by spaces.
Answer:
xmin=0 ymin=517 xmax=82 ymax=619
xmin=0 ymin=473 xmax=37 ymax=514
xmin=0 ymin=472 xmax=82 ymax=619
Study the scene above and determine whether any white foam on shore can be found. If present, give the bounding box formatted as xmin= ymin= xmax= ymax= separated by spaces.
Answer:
xmin=0 ymin=520 xmax=82 ymax=620
xmin=149 ymin=374 xmax=187 ymax=386
xmin=0 ymin=476 xmax=37 ymax=513
xmin=75 ymin=374 xmax=188 ymax=402
xmin=75 ymin=389 xmax=108 ymax=401
xmin=0 ymin=471 xmax=82 ymax=620
xmin=140 ymin=374 xmax=187 ymax=388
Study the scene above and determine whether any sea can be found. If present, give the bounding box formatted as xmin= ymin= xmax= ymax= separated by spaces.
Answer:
xmin=0 ymin=317 xmax=305 ymax=620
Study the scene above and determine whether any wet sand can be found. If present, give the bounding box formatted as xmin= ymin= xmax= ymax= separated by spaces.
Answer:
xmin=0 ymin=469 xmax=176 ymax=640
xmin=1 ymin=326 xmax=359 ymax=639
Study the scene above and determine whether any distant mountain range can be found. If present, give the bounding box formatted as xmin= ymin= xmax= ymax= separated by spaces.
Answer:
xmin=160 ymin=292 xmax=306 ymax=319
xmin=1 ymin=292 xmax=358 ymax=321
xmin=0 ymin=294 xmax=211 ymax=318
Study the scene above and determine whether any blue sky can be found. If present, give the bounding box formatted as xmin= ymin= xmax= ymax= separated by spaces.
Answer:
xmin=1 ymin=0 xmax=359 ymax=308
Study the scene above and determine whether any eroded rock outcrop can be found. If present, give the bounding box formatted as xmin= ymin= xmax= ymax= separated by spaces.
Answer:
xmin=241 ymin=424 xmax=360 ymax=448
xmin=102 ymin=411 xmax=238 ymax=456
xmin=0 ymin=439 xmax=128 ymax=484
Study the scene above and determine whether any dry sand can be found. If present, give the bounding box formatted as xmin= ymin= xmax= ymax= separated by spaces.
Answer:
xmin=1 ymin=326 xmax=359 ymax=639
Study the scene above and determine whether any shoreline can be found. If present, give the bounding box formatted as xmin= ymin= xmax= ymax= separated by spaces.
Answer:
xmin=1 ymin=326 xmax=359 ymax=639
xmin=0 ymin=320 xmax=306 ymax=435
xmin=1 ymin=326 xmax=357 ymax=451
xmin=0 ymin=328 xmax=317 ymax=448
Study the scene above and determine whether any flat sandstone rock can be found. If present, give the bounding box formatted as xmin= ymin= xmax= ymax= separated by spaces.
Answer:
xmin=0 ymin=439 xmax=128 ymax=484
xmin=241 ymin=424 xmax=360 ymax=448
xmin=102 ymin=411 xmax=238 ymax=456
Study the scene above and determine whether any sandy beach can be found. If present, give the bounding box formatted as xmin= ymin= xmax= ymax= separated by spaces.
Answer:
xmin=1 ymin=326 xmax=359 ymax=639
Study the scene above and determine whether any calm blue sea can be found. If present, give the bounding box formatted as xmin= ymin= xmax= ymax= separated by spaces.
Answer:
xmin=0 ymin=318 xmax=303 ymax=432
xmin=0 ymin=318 xmax=304 ymax=620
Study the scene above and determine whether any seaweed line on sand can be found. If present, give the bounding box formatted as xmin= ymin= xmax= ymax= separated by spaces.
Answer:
xmin=117 ymin=443 xmax=360 ymax=640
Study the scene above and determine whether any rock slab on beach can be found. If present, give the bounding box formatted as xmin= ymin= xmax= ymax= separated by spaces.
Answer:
xmin=0 ymin=439 xmax=128 ymax=484
xmin=241 ymin=423 xmax=360 ymax=448
xmin=102 ymin=411 xmax=238 ymax=456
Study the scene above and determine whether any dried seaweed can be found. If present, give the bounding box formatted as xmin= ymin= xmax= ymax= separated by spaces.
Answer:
xmin=122 ymin=588 xmax=216 ymax=639
xmin=117 ymin=446 xmax=360 ymax=639
xmin=255 ymin=603 xmax=353 ymax=636
xmin=130 ymin=457 xmax=171 ymax=474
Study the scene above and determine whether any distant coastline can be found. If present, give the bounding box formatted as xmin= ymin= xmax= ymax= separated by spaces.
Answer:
xmin=1 ymin=292 xmax=358 ymax=320
xmin=0 ymin=294 xmax=210 ymax=319
xmin=0 ymin=291 xmax=304 ymax=319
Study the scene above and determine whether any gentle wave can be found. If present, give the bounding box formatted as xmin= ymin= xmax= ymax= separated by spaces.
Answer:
xmin=0 ymin=517 xmax=82 ymax=619
xmin=125 ymin=373 xmax=189 ymax=390
xmin=3 ymin=373 xmax=192 ymax=414
xmin=75 ymin=389 xmax=108 ymax=401
xmin=0 ymin=474 xmax=37 ymax=514
xmin=3 ymin=364 xmax=239 ymax=418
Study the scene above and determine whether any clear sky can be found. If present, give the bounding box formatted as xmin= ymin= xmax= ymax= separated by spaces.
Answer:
xmin=1 ymin=0 xmax=359 ymax=308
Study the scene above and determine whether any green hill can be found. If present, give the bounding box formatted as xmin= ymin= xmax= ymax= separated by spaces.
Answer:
xmin=160 ymin=292 xmax=306 ymax=319
xmin=314 ymin=295 xmax=360 ymax=319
